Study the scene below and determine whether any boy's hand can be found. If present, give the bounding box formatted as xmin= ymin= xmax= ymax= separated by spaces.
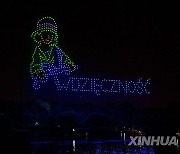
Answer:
xmin=35 ymin=69 xmax=46 ymax=80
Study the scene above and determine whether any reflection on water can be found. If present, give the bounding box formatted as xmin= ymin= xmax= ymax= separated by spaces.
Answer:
xmin=73 ymin=140 xmax=75 ymax=152
xmin=7 ymin=130 xmax=179 ymax=153
xmin=31 ymin=140 xmax=155 ymax=154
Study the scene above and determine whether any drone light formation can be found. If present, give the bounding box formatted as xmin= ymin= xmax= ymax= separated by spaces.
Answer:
xmin=53 ymin=77 xmax=151 ymax=95
xmin=30 ymin=17 xmax=151 ymax=96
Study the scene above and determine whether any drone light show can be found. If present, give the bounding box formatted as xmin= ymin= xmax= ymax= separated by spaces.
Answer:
xmin=30 ymin=17 xmax=151 ymax=96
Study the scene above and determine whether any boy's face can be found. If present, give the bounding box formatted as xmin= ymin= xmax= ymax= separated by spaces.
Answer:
xmin=40 ymin=32 xmax=53 ymax=45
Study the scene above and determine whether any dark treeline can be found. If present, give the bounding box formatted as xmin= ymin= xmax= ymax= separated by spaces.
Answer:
xmin=0 ymin=99 xmax=179 ymax=135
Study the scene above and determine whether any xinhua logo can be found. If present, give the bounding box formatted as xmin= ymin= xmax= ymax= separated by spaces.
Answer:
xmin=128 ymin=136 xmax=178 ymax=146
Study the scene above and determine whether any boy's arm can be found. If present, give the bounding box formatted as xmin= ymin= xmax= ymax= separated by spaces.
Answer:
xmin=30 ymin=47 xmax=43 ymax=75
xmin=62 ymin=51 xmax=78 ymax=72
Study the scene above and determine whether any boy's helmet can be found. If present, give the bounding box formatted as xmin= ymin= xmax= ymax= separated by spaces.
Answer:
xmin=32 ymin=17 xmax=58 ymax=44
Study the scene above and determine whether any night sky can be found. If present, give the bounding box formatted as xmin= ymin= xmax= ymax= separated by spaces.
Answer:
xmin=0 ymin=1 xmax=179 ymax=107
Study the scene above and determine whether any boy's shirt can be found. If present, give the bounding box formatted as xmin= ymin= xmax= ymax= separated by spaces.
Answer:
xmin=30 ymin=45 xmax=76 ymax=76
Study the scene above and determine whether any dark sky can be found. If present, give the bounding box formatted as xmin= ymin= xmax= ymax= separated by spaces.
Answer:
xmin=0 ymin=1 xmax=179 ymax=107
